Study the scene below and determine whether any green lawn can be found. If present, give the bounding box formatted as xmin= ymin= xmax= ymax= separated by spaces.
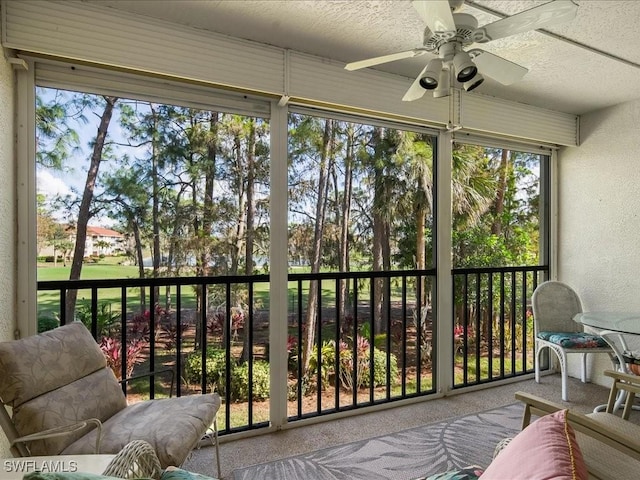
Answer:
xmin=38 ymin=263 xmax=141 ymax=281
xmin=37 ymin=259 xmax=425 ymax=324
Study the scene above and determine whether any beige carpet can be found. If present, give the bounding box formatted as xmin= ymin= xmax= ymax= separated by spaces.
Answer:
xmin=231 ymin=403 xmax=522 ymax=480
xmin=183 ymin=374 xmax=621 ymax=479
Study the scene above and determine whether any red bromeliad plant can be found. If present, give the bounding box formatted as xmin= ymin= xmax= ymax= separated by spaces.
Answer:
xmin=127 ymin=304 xmax=169 ymax=342
xmin=337 ymin=335 xmax=371 ymax=390
xmin=100 ymin=336 xmax=146 ymax=380
xmin=454 ymin=324 xmax=476 ymax=354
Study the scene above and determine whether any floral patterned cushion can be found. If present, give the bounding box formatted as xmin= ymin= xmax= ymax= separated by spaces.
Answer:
xmin=413 ymin=466 xmax=484 ymax=480
xmin=537 ymin=332 xmax=609 ymax=348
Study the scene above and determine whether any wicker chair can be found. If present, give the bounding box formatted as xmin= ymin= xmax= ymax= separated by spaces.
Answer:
xmin=0 ymin=322 xmax=221 ymax=476
xmin=532 ymin=281 xmax=614 ymax=401
xmin=103 ymin=440 xmax=164 ymax=479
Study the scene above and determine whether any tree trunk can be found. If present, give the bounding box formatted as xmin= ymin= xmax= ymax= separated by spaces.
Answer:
xmin=150 ymin=105 xmax=161 ymax=307
xmin=241 ymin=120 xmax=256 ymax=362
xmin=302 ymin=119 xmax=333 ymax=373
xmin=492 ymin=149 xmax=510 ymax=236
xmin=416 ymin=202 xmax=429 ymax=307
xmin=338 ymin=125 xmax=354 ymax=320
xmin=195 ymin=113 xmax=219 ymax=349
xmin=231 ymin=131 xmax=247 ymax=276
xmin=133 ymin=220 xmax=146 ymax=311
xmin=201 ymin=112 xmax=219 ymax=276
xmin=65 ymin=96 xmax=117 ymax=322
xmin=371 ymin=127 xmax=389 ymax=334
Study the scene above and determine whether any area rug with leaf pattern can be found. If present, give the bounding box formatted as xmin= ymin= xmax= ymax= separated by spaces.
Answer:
xmin=232 ymin=403 xmax=522 ymax=480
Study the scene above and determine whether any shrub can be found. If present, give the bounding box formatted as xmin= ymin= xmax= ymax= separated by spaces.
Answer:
xmin=365 ymin=348 xmax=399 ymax=387
xmin=337 ymin=337 xmax=399 ymax=389
xmin=183 ymin=346 xmax=228 ymax=387
xmin=38 ymin=315 xmax=59 ymax=333
xmin=226 ymin=361 xmax=270 ymax=402
xmin=76 ymin=301 xmax=119 ymax=337
xmin=308 ymin=340 xmax=337 ymax=388
xmin=287 ymin=334 xmax=298 ymax=371
xmin=373 ymin=333 xmax=388 ymax=350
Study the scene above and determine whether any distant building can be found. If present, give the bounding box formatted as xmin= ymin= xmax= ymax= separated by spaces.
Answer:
xmin=40 ymin=224 xmax=126 ymax=258
xmin=84 ymin=226 xmax=126 ymax=256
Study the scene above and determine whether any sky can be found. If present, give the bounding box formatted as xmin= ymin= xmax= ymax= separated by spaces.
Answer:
xmin=36 ymin=87 xmax=135 ymax=227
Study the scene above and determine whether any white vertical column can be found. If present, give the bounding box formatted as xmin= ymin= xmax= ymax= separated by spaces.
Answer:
xmin=436 ymin=131 xmax=453 ymax=394
xmin=268 ymin=101 xmax=289 ymax=429
xmin=16 ymin=59 xmax=37 ymax=338
xmin=549 ymin=149 xmax=559 ymax=280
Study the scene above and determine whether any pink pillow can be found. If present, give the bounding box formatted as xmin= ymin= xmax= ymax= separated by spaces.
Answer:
xmin=481 ymin=409 xmax=588 ymax=480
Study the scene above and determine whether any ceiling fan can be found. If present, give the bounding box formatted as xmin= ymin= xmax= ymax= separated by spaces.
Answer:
xmin=344 ymin=0 xmax=578 ymax=101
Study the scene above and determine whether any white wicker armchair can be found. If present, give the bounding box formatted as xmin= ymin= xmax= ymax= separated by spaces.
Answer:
xmin=102 ymin=440 xmax=163 ymax=479
xmin=0 ymin=323 xmax=221 ymax=475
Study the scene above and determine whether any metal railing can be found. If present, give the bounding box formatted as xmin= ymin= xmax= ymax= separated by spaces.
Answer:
xmin=37 ymin=264 xmax=547 ymax=435
xmin=38 ymin=274 xmax=271 ymax=435
xmin=286 ymin=269 xmax=437 ymax=421
xmin=451 ymin=265 xmax=548 ymax=388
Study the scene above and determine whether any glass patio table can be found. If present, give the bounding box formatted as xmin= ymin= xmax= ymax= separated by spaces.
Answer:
xmin=574 ymin=311 xmax=640 ymax=411
xmin=574 ymin=312 xmax=640 ymax=335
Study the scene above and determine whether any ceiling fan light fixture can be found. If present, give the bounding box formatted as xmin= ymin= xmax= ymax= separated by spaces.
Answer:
xmin=433 ymin=68 xmax=450 ymax=98
xmin=419 ymin=58 xmax=443 ymax=90
xmin=453 ymin=51 xmax=477 ymax=82
xmin=463 ymin=73 xmax=484 ymax=92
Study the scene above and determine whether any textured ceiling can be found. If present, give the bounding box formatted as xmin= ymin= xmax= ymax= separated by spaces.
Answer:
xmin=83 ymin=0 xmax=640 ymax=115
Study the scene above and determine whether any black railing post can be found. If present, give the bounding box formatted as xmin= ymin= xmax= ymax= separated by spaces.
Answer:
xmin=120 ymin=286 xmax=127 ymax=394
xmin=59 ymin=290 xmax=67 ymax=326
xmin=417 ymin=275 xmax=423 ymax=393
xmin=91 ymin=287 xmax=98 ymax=339
xmin=176 ymin=285 xmax=182 ymax=398
xmin=296 ymin=278 xmax=303 ymax=418
xmin=149 ymin=286 xmax=156 ymax=400
xmin=487 ymin=273 xmax=494 ymax=380
xmin=247 ymin=282 xmax=254 ymax=427
xmin=316 ymin=278 xmax=323 ymax=414
xmin=334 ymin=279 xmax=341 ymax=411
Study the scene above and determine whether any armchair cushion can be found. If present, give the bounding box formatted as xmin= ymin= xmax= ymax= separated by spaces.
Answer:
xmin=13 ymin=368 xmax=126 ymax=455
xmin=537 ymin=331 xmax=609 ymax=348
xmin=62 ymin=393 xmax=221 ymax=468
xmin=0 ymin=322 xmax=107 ymax=406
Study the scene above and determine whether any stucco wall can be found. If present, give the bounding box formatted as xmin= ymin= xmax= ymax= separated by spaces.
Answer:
xmin=0 ymin=49 xmax=16 ymax=456
xmin=0 ymin=55 xmax=15 ymax=337
xmin=558 ymin=99 xmax=640 ymax=385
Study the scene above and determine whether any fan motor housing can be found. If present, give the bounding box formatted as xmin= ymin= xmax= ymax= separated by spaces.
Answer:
xmin=422 ymin=13 xmax=479 ymax=52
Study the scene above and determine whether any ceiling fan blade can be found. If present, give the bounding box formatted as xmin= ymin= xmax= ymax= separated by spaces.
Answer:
xmin=344 ymin=49 xmax=427 ymax=71
xmin=411 ymin=0 xmax=456 ymax=33
xmin=402 ymin=66 xmax=429 ymax=102
xmin=472 ymin=0 xmax=578 ymax=44
xmin=468 ymin=49 xmax=528 ymax=85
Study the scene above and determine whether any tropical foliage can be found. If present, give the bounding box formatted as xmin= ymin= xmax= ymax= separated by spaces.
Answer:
xmin=35 ymin=86 xmax=545 ymax=406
